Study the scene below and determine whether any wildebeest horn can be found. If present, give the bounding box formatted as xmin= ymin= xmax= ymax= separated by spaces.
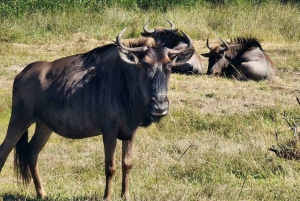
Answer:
xmin=143 ymin=20 xmax=155 ymax=34
xmin=164 ymin=17 xmax=175 ymax=30
xmin=219 ymin=37 xmax=229 ymax=52
xmin=206 ymin=38 xmax=212 ymax=50
xmin=167 ymin=30 xmax=193 ymax=54
xmin=116 ymin=28 xmax=148 ymax=52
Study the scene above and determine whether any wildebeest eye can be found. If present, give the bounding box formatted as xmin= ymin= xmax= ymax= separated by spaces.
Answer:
xmin=166 ymin=63 xmax=172 ymax=69
xmin=128 ymin=53 xmax=135 ymax=61
xmin=164 ymin=63 xmax=172 ymax=73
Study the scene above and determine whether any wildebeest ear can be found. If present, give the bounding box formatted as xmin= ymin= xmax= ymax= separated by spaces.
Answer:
xmin=201 ymin=53 xmax=211 ymax=57
xmin=118 ymin=47 xmax=143 ymax=66
xmin=170 ymin=49 xmax=194 ymax=66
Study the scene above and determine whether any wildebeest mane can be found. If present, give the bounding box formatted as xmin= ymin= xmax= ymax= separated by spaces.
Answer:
xmin=53 ymin=44 xmax=117 ymax=99
xmin=221 ymin=37 xmax=265 ymax=62
xmin=81 ymin=43 xmax=117 ymax=62
xmin=225 ymin=37 xmax=264 ymax=51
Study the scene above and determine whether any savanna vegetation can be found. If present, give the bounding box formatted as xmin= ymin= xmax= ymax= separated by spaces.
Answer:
xmin=1 ymin=0 xmax=300 ymax=200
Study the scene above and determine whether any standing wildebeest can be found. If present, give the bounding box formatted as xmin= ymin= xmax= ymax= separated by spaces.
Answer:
xmin=201 ymin=37 xmax=276 ymax=81
xmin=0 ymin=28 xmax=195 ymax=200
xmin=141 ymin=18 xmax=205 ymax=74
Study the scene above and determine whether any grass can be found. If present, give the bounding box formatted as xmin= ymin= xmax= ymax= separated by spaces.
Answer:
xmin=1 ymin=1 xmax=300 ymax=46
xmin=1 ymin=1 xmax=300 ymax=200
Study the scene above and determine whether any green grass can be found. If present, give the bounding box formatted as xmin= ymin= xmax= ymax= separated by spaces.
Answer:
xmin=0 ymin=1 xmax=300 ymax=46
xmin=1 ymin=1 xmax=300 ymax=200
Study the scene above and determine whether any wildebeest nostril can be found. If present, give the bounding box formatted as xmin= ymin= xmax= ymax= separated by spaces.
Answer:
xmin=151 ymin=95 xmax=169 ymax=116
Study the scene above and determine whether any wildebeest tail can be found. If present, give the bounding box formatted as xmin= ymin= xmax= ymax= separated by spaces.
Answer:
xmin=14 ymin=130 xmax=31 ymax=184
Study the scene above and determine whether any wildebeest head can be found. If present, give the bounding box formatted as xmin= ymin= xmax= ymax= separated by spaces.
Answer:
xmin=141 ymin=18 xmax=205 ymax=74
xmin=117 ymin=28 xmax=194 ymax=118
xmin=201 ymin=38 xmax=231 ymax=75
xmin=141 ymin=18 xmax=187 ymax=48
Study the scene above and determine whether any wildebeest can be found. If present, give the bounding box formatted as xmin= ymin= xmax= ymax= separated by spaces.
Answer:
xmin=141 ymin=18 xmax=205 ymax=74
xmin=201 ymin=37 xmax=276 ymax=81
xmin=0 ymin=28 xmax=195 ymax=200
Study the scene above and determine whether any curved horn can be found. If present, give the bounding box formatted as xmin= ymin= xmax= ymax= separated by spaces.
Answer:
xmin=116 ymin=28 xmax=147 ymax=52
xmin=167 ymin=30 xmax=193 ymax=54
xmin=206 ymin=38 xmax=212 ymax=50
xmin=143 ymin=20 xmax=155 ymax=34
xmin=219 ymin=37 xmax=229 ymax=51
xmin=164 ymin=17 xmax=175 ymax=30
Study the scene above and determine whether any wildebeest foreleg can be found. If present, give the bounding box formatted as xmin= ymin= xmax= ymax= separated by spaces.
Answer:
xmin=121 ymin=139 xmax=134 ymax=200
xmin=28 ymin=123 xmax=52 ymax=198
xmin=103 ymin=135 xmax=117 ymax=201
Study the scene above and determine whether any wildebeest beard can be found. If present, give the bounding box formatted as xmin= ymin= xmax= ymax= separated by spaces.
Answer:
xmin=140 ymin=109 xmax=163 ymax=127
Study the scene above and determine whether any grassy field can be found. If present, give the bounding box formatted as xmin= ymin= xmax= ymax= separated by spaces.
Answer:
xmin=1 ymin=1 xmax=300 ymax=201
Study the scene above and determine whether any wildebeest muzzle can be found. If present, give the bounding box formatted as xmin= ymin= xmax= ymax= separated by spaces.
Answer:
xmin=150 ymin=94 xmax=169 ymax=116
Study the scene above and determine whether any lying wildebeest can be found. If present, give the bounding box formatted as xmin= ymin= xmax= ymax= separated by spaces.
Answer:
xmin=201 ymin=37 xmax=276 ymax=80
xmin=0 ymin=28 xmax=195 ymax=200
xmin=141 ymin=18 xmax=205 ymax=74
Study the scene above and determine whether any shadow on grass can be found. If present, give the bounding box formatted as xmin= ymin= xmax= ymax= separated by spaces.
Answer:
xmin=2 ymin=193 xmax=104 ymax=201
xmin=2 ymin=194 xmax=42 ymax=201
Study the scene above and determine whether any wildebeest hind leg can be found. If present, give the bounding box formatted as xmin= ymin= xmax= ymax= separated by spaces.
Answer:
xmin=0 ymin=118 xmax=33 ymax=172
xmin=28 ymin=123 xmax=53 ymax=198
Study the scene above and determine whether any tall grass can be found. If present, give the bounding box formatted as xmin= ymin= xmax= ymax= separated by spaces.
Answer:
xmin=1 ymin=0 xmax=300 ymax=44
xmin=0 ymin=0 xmax=297 ymax=15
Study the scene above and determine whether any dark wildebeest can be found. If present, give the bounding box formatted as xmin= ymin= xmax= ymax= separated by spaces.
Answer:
xmin=201 ymin=37 xmax=276 ymax=81
xmin=0 ymin=28 xmax=194 ymax=200
xmin=141 ymin=18 xmax=205 ymax=74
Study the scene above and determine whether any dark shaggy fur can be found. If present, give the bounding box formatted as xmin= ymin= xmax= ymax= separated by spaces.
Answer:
xmin=141 ymin=29 xmax=187 ymax=48
xmin=225 ymin=37 xmax=263 ymax=50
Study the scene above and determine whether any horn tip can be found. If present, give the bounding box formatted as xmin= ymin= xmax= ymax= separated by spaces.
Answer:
xmin=116 ymin=28 xmax=128 ymax=45
xmin=120 ymin=27 xmax=127 ymax=36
